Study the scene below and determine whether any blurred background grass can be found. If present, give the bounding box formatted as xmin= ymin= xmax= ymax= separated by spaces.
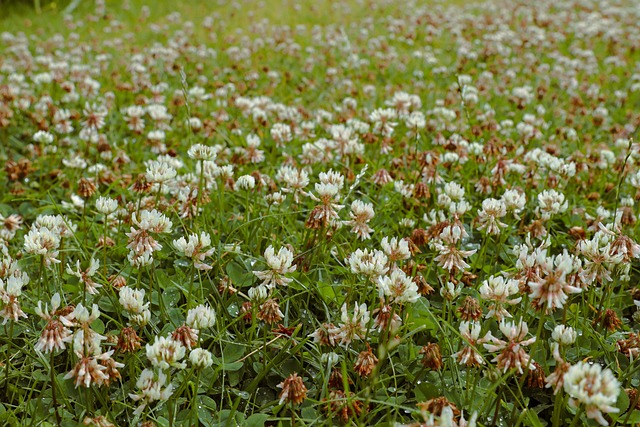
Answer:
xmin=0 ymin=0 xmax=471 ymax=37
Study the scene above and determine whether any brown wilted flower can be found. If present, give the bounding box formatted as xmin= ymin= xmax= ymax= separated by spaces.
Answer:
xmin=101 ymin=357 xmax=124 ymax=386
xmin=354 ymin=344 xmax=378 ymax=377
xmin=371 ymin=168 xmax=393 ymax=186
xmin=413 ymin=182 xmax=430 ymax=199
xmin=83 ymin=416 xmax=116 ymax=427
xmin=4 ymin=158 xmax=33 ymax=181
xmin=413 ymin=275 xmax=434 ymax=295
xmin=420 ymin=343 xmax=442 ymax=370
xmin=626 ymin=389 xmax=640 ymax=410
xmin=417 ymin=396 xmax=460 ymax=418
xmin=620 ymin=206 xmax=636 ymax=226
xmin=272 ymin=324 xmax=297 ymax=337
xmin=328 ymin=367 xmax=348 ymax=390
xmin=457 ymin=296 xmax=483 ymax=321
xmin=109 ymin=275 xmax=126 ymax=289
xmin=97 ymin=236 xmax=115 ymax=248
xmin=277 ymin=372 xmax=307 ymax=405
xmin=116 ymin=327 xmax=141 ymax=353
xmin=525 ymin=361 xmax=546 ymax=388
xmin=410 ymin=228 xmax=429 ymax=246
xmin=527 ymin=219 xmax=547 ymax=240
xmin=599 ymin=309 xmax=622 ymax=332
xmin=240 ymin=301 xmax=253 ymax=323
xmin=310 ymin=323 xmax=339 ymax=347
xmin=172 ymin=324 xmax=199 ymax=350
xmin=218 ymin=276 xmax=237 ymax=295
xmin=568 ymin=226 xmax=586 ymax=241
xmin=372 ymin=304 xmax=402 ymax=333
xmin=78 ymin=178 xmax=97 ymax=199
xmin=324 ymin=389 xmax=364 ymax=423
xmin=617 ymin=333 xmax=640 ymax=358
xmin=131 ymin=174 xmax=152 ymax=194
xmin=257 ymin=298 xmax=284 ymax=324
xmin=461 ymin=271 xmax=478 ymax=287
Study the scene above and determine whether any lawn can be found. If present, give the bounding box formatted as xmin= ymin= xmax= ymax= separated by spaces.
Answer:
xmin=0 ymin=0 xmax=640 ymax=426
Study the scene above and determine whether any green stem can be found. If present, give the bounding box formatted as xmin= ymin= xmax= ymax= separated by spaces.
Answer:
xmin=50 ymin=352 xmax=61 ymax=426
xmin=4 ymin=321 xmax=14 ymax=392
xmin=568 ymin=407 xmax=584 ymax=427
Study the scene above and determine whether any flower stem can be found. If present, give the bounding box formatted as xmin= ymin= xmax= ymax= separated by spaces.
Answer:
xmin=50 ymin=351 xmax=61 ymax=426
xmin=568 ymin=407 xmax=584 ymax=427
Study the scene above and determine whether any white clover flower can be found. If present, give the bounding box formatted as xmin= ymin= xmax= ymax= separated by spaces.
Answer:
xmin=564 ymin=362 xmax=620 ymax=426
xmin=129 ymin=368 xmax=174 ymax=416
xmin=189 ymin=348 xmax=213 ymax=369
xmin=188 ymin=143 xmax=216 ymax=161
xmin=377 ymin=268 xmax=420 ymax=304
xmin=537 ymin=189 xmax=568 ymax=220
xmin=95 ymin=196 xmax=118 ymax=215
xmin=552 ymin=325 xmax=577 ymax=345
xmin=146 ymin=336 xmax=187 ymax=370
xmin=235 ymin=174 xmax=256 ymax=191
xmin=253 ymin=245 xmax=296 ymax=288
xmin=248 ymin=285 xmax=269 ymax=301
xmin=479 ymin=275 xmax=521 ymax=321
xmin=477 ymin=198 xmax=507 ymax=235
xmin=119 ymin=286 xmax=148 ymax=314
xmin=381 ymin=236 xmax=411 ymax=263
xmin=33 ymin=130 xmax=54 ymax=144
xmin=24 ymin=226 xmax=61 ymax=266
xmin=346 ymin=248 xmax=388 ymax=280
xmin=173 ymin=232 xmax=215 ymax=270
xmin=0 ymin=275 xmax=28 ymax=324
xmin=130 ymin=308 xmax=151 ymax=327
xmin=344 ymin=200 xmax=374 ymax=240
xmin=186 ymin=304 xmax=216 ymax=329
xmin=145 ymin=158 xmax=177 ymax=183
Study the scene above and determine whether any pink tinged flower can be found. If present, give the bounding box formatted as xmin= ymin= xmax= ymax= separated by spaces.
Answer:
xmin=545 ymin=343 xmax=570 ymax=394
xmin=476 ymin=198 xmax=507 ymax=235
xmin=433 ymin=226 xmax=476 ymax=272
xmin=34 ymin=293 xmax=73 ymax=353
xmin=330 ymin=302 xmax=371 ymax=346
xmin=483 ymin=320 xmax=536 ymax=374
xmin=452 ymin=321 xmax=490 ymax=367
xmin=478 ymin=275 xmax=521 ymax=321
xmin=0 ymin=275 xmax=28 ymax=324
xmin=381 ymin=236 xmax=411 ymax=263
xmin=64 ymin=351 xmax=115 ymax=388
xmin=66 ymin=258 xmax=101 ymax=295
xmin=528 ymin=253 xmax=581 ymax=312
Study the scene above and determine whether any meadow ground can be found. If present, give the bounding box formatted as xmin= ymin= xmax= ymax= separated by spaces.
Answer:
xmin=1 ymin=0 xmax=640 ymax=426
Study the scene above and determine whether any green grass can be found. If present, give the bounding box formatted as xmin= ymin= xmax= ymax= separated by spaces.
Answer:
xmin=1 ymin=0 xmax=639 ymax=426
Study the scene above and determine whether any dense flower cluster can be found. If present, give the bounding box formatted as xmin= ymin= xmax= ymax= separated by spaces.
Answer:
xmin=0 ymin=0 xmax=639 ymax=425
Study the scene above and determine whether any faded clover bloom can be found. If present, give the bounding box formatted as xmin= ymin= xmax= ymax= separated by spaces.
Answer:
xmin=563 ymin=361 xmax=620 ymax=426
xmin=484 ymin=320 xmax=536 ymax=374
